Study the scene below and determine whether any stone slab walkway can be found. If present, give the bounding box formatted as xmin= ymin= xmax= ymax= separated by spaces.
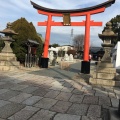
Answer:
xmin=0 ymin=62 xmax=119 ymax=120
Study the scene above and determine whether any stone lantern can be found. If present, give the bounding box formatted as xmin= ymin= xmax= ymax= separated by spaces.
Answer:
xmin=99 ymin=22 xmax=117 ymax=62
xmin=0 ymin=22 xmax=20 ymax=71
xmin=0 ymin=22 xmax=18 ymax=55
xmin=89 ymin=22 xmax=120 ymax=86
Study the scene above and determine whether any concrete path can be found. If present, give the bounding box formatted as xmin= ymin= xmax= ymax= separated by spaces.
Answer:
xmin=0 ymin=61 xmax=119 ymax=120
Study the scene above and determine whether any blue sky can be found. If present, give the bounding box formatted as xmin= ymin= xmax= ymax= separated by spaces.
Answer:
xmin=0 ymin=0 xmax=120 ymax=46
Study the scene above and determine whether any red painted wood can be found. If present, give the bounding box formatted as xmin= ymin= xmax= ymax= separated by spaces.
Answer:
xmin=84 ymin=14 xmax=91 ymax=61
xmin=38 ymin=21 xmax=102 ymax=26
xmin=43 ymin=15 xmax=52 ymax=58
xmin=38 ymin=7 xmax=105 ymax=16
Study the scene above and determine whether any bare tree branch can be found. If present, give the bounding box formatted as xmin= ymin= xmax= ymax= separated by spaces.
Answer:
xmin=73 ymin=34 xmax=84 ymax=51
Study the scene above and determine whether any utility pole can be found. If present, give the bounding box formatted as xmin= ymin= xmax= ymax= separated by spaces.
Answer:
xmin=70 ymin=28 xmax=73 ymax=45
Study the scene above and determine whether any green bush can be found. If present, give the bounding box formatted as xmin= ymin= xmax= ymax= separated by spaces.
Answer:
xmin=11 ymin=18 xmax=43 ymax=63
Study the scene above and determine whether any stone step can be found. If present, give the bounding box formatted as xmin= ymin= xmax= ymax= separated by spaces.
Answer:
xmin=89 ymin=78 xmax=120 ymax=86
xmin=93 ymin=72 xmax=116 ymax=80
xmin=97 ymin=67 xmax=116 ymax=74
xmin=98 ymin=63 xmax=114 ymax=68
xmin=0 ymin=65 xmax=20 ymax=71
xmin=0 ymin=53 xmax=17 ymax=61
xmin=0 ymin=61 xmax=20 ymax=66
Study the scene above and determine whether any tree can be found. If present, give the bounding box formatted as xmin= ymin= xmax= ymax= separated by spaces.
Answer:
xmin=11 ymin=17 xmax=43 ymax=63
xmin=110 ymin=15 xmax=120 ymax=45
xmin=51 ymin=43 xmax=60 ymax=48
xmin=73 ymin=34 xmax=84 ymax=51
xmin=103 ymin=15 xmax=120 ymax=45
xmin=67 ymin=49 xmax=76 ymax=57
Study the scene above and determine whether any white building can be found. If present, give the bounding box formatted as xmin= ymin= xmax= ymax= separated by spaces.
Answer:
xmin=56 ymin=45 xmax=74 ymax=53
xmin=112 ymin=41 xmax=120 ymax=71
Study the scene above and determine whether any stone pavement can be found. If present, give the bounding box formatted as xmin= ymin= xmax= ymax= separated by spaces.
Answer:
xmin=0 ymin=62 xmax=120 ymax=120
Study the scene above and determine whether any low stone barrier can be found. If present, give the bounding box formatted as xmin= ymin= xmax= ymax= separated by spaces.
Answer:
xmin=60 ymin=61 xmax=75 ymax=70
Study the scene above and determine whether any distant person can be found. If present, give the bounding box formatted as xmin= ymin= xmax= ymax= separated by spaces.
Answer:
xmin=89 ymin=54 xmax=92 ymax=62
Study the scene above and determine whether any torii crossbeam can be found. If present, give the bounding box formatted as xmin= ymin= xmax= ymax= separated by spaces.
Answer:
xmin=31 ymin=0 xmax=116 ymax=73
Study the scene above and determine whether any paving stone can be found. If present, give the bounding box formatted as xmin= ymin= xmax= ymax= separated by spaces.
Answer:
xmin=69 ymin=94 xmax=84 ymax=103
xmin=0 ymin=82 xmax=5 ymax=86
xmin=116 ymin=94 xmax=120 ymax=99
xmin=61 ymin=87 xmax=74 ymax=93
xmin=111 ymin=98 xmax=119 ymax=108
xmin=104 ymin=87 xmax=114 ymax=92
xmin=39 ymin=84 xmax=53 ymax=89
xmin=63 ymin=82 xmax=73 ymax=88
xmin=10 ymin=79 xmax=26 ymax=84
xmin=72 ymin=89 xmax=83 ymax=95
xmin=67 ymin=80 xmax=76 ymax=85
xmin=0 ymin=118 xmax=5 ymax=120
xmin=53 ymin=113 xmax=81 ymax=120
xmin=51 ymin=81 xmax=64 ymax=86
xmin=84 ymin=90 xmax=95 ymax=96
xmin=34 ymin=98 xmax=57 ymax=109
xmin=82 ymin=85 xmax=92 ymax=90
xmin=21 ymin=86 xmax=39 ymax=93
xmin=32 ymin=88 xmax=50 ymax=97
xmin=82 ymin=96 xmax=98 ymax=104
xmin=109 ymin=108 xmax=120 ymax=120
xmin=9 ymin=93 xmax=32 ymax=103
xmin=109 ymin=92 xmax=116 ymax=98
xmin=99 ymin=96 xmax=111 ymax=107
xmin=33 ymin=79 xmax=46 ymax=84
xmin=0 ymin=76 xmax=9 ymax=81
xmin=44 ymin=90 xmax=60 ymax=98
xmin=72 ymin=83 xmax=82 ymax=90
xmin=0 ymin=100 xmax=10 ymax=107
xmin=9 ymin=73 xmax=26 ymax=78
xmin=0 ymin=83 xmax=15 ymax=89
xmin=8 ymin=106 xmax=39 ymax=120
xmin=114 ymin=88 xmax=120 ymax=94
xmin=22 ymin=96 xmax=43 ymax=105
xmin=81 ymin=116 xmax=102 ymax=120
xmin=93 ymin=87 xmax=105 ymax=92
xmin=11 ymin=85 xmax=28 ymax=91
xmin=95 ymin=91 xmax=108 ymax=97
xmin=0 ymin=103 xmax=25 ymax=119
xmin=87 ymin=105 xmax=101 ymax=117
xmin=55 ymin=92 xmax=72 ymax=101
xmin=50 ymin=100 xmax=72 ymax=113
xmin=0 ymin=89 xmax=9 ymax=94
xmin=49 ymin=85 xmax=63 ymax=91
xmin=0 ymin=90 xmax=20 ymax=100
xmin=0 ymin=78 xmax=15 ymax=83
xmin=18 ymin=81 xmax=33 ymax=86
xmin=64 ymin=79 xmax=74 ymax=84
xmin=67 ymin=103 xmax=89 ymax=116
xmin=43 ymin=79 xmax=55 ymax=85
xmin=29 ymin=109 xmax=56 ymax=120
xmin=56 ymin=78 xmax=65 ymax=82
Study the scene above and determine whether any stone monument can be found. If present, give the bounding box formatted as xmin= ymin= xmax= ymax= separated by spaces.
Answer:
xmin=49 ymin=51 xmax=54 ymax=64
xmin=89 ymin=22 xmax=120 ymax=86
xmin=0 ymin=22 xmax=20 ymax=71
xmin=64 ymin=53 xmax=69 ymax=61
xmin=69 ymin=54 xmax=74 ymax=61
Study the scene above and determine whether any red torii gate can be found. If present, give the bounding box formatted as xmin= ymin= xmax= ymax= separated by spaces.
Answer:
xmin=31 ymin=0 xmax=115 ymax=73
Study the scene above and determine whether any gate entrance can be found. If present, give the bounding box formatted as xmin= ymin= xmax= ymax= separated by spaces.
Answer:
xmin=31 ymin=0 xmax=115 ymax=73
